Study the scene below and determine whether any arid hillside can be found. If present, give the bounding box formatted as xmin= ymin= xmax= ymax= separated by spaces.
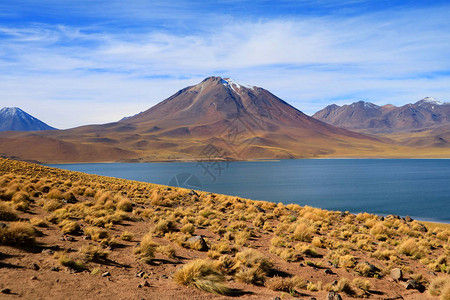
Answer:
xmin=0 ymin=158 xmax=449 ymax=299
xmin=2 ymin=78 xmax=450 ymax=163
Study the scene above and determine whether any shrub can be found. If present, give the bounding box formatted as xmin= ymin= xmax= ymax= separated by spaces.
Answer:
xmin=181 ymin=223 xmax=195 ymax=235
xmin=398 ymin=238 xmax=422 ymax=258
xmin=216 ymin=255 xmax=237 ymax=275
xmin=117 ymin=198 xmax=133 ymax=212
xmin=333 ymin=278 xmax=355 ymax=295
xmin=42 ymin=199 xmax=64 ymax=212
xmin=156 ymin=245 xmax=176 ymax=259
xmin=47 ymin=189 xmax=63 ymax=200
xmin=293 ymin=222 xmax=315 ymax=242
xmin=353 ymin=277 xmax=371 ymax=291
xmin=339 ymin=254 xmax=356 ymax=269
xmin=0 ymin=202 xmax=17 ymax=221
xmin=30 ymin=217 xmax=48 ymax=227
xmin=11 ymin=191 xmax=30 ymax=211
xmin=59 ymin=220 xmax=80 ymax=234
xmin=58 ymin=254 xmax=85 ymax=272
xmin=235 ymin=249 xmax=273 ymax=285
xmin=152 ymin=219 xmax=177 ymax=237
xmin=120 ymin=231 xmax=133 ymax=241
xmin=84 ymin=227 xmax=108 ymax=241
xmin=80 ymin=245 xmax=109 ymax=261
xmin=0 ymin=222 xmax=35 ymax=245
xmin=134 ymin=233 xmax=159 ymax=263
xmin=265 ymin=276 xmax=295 ymax=292
xmin=235 ymin=249 xmax=273 ymax=273
xmin=174 ymin=259 xmax=231 ymax=295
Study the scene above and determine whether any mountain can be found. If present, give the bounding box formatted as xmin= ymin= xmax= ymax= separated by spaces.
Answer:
xmin=0 ymin=107 xmax=57 ymax=132
xmin=313 ymin=97 xmax=450 ymax=133
xmin=1 ymin=77 xmax=450 ymax=163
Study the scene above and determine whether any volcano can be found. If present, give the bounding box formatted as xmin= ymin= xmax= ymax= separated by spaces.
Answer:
xmin=1 ymin=77 xmax=447 ymax=163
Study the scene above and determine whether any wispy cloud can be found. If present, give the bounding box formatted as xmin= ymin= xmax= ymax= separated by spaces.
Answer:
xmin=0 ymin=1 xmax=449 ymax=128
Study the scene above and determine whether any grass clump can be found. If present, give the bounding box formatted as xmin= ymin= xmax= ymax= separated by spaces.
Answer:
xmin=174 ymin=259 xmax=232 ymax=295
xmin=79 ymin=245 xmax=109 ymax=261
xmin=84 ymin=226 xmax=108 ymax=241
xmin=235 ymin=249 xmax=273 ymax=285
xmin=0 ymin=202 xmax=17 ymax=221
xmin=398 ymin=238 xmax=422 ymax=259
xmin=0 ymin=222 xmax=35 ymax=246
xmin=265 ymin=276 xmax=306 ymax=292
xmin=429 ymin=277 xmax=450 ymax=299
xmin=134 ymin=233 xmax=159 ymax=263
xmin=120 ymin=231 xmax=134 ymax=241
xmin=116 ymin=197 xmax=133 ymax=212
xmin=59 ymin=220 xmax=80 ymax=234
xmin=180 ymin=223 xmax=195 ymax=235
xmin=152 ymin=219 xmax=177 ymax=237
xmin=58 ymin=253 xmax=85 ymax=272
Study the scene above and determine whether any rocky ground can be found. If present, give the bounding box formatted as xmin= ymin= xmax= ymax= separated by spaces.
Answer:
xmin=0 ymin=158 xmax=449 ymax=299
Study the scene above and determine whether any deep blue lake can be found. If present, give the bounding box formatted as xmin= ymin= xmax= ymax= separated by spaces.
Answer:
xmin=47 ymin=159 xmax=450 ymax=223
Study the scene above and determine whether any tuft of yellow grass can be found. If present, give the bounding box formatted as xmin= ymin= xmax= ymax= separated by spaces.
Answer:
xmin=0 ymin=221 xmax=35 ymax=246
xmin=174 ymin=259 xmax=232 ymax=295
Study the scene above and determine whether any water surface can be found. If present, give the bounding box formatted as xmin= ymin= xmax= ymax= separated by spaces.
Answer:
xmin=48 ymin=159 xmax=450 ymax=223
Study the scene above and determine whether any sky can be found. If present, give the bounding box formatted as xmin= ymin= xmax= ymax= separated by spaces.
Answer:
xmin=1 ymin=0 xmax=450 ymax=129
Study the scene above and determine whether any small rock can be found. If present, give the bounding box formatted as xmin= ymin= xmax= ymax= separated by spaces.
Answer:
xmin=188 ymin=190 xmax=199 ymax=197
xmin=379 ymin=216 xmax=384 ymax=221
xmin=327 ymin=291 xmax=343 ymax=300
xmin=390 ymin=268 xmax=403 ymax=281
xmin=31 ymin=276 xmax=38 ymax=280
xmin=30 ymin=263 xmax=40 ymax=271
xmin=50 ymin=267 xmax=59 ymax=272
xmin=403 ymin=279 xmax=425 ymax=292
xmin=166 ymin=187 xmax=172 ymax=191
xmin=254 ymin=205 xmax=265 ymax=213
xmin=82 ymin=235 xmax=91 ymax=240
xmin=142 ymin=280 xmax=150 ymax=287
xmin=428 ymin=271 xmax=437 ymax=276
xmin=160 ymin=275 xmax=168 ymax=279
xmin=310 ymin=298 xmax=317 ymax=300
xmin=55 ymin=279 xmax=59 ymax=283
xmin=102 ymin=271 xmax=111 ymax=277
xmin=138 ymin=284 xmax=143 ymax=288
xmin=324 ymin=269 xmax=334 ymax=275
xmin=404 ymin=216 xmax=413 ymax=222
xmin=331 ymin=280 xmax=338 ymax=286
xmin=41 ymin=249 xmax=54 ymax=255
xmin=0 ymin=222 xmax=8 ymax=228
xmin=136 ymin=271 xmax=145 ymax=278
xmin=1 ymin=288 xmax=11 ymax=294
xmin=273 ymin=297 xmax=281 ymax=300
xmin=186 ymin=235 xmax=209 ymax=251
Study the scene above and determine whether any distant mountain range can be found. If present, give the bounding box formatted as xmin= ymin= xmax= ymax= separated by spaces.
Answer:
xmin=313 ymin=97 xmax=450 ymax=133
xmin=2 ymin=76 xmax=434 ymax=163
xmin=313 ymin=97 xmax=450 ymax=148
xmin=0 ymin=107 xmax=56 ymax=132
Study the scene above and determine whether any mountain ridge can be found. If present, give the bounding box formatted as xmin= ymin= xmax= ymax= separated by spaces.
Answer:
xmin=313 ymin=98 xmax=450 ymax=133
xmin=0 ymin=107 xmax=57 ymax=132
xmin=1 ymin=78 xmax=450 ymax=162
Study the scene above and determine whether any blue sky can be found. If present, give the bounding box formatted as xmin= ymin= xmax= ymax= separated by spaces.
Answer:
xmin=1 ymin=0 xmax=450 ymax=128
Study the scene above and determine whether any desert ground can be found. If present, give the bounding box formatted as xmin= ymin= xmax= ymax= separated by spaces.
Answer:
xmin=0 ymin=158 xmax=449 ymax=299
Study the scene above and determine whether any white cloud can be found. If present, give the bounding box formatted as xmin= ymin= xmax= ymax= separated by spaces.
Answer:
xmin=0 ymin=5 xmax=450 ymax=126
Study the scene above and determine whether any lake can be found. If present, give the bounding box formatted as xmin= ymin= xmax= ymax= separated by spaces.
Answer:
xmin=47 ymin=159 xmax=450 ymax=223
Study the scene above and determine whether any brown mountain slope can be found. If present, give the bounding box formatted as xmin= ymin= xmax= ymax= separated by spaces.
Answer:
xmin=1 ymin=78 xmax=450 ymax=163
xmin=313 ymin=98 xmax=450 ymax=133
xmin=313 ymin=98 xmax=450 ymax=148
